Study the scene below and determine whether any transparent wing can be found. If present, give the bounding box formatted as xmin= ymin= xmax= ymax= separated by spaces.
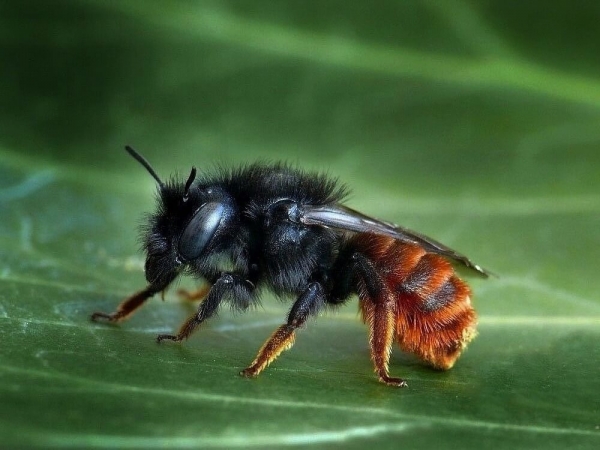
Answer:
xmin=299 ymin=204 xmax=491 ymax=277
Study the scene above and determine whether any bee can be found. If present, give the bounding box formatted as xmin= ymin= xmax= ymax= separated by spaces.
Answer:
xmin=92 ymin=146 xmax=490 ymax=387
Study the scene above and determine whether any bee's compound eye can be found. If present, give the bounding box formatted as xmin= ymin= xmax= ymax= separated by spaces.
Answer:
xmin=178 ymin=202 xmax=224 ymax=261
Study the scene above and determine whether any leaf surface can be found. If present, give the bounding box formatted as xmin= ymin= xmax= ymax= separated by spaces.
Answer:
xmin=1 ymin=1 xmax=599 ymax=448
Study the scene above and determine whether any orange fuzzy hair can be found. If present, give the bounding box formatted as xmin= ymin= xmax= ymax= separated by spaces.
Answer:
xmin=351 ymin=234 xmax=477 ymax=370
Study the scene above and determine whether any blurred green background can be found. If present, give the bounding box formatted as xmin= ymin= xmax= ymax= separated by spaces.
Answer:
xmin=1 ymin=1 xmax=599 ymax=449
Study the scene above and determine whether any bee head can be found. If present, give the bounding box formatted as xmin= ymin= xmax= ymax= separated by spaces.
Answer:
xmin=125 ymin=146 xmax=237 ymax=287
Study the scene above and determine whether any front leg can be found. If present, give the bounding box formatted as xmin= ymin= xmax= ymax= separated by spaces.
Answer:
xmin=91 ymin=268 xmax=178 ymax=323
xmin=241 ymin=282 xmax=325 ymax=378
xmin=157 ymin=273 xmax=254 ymax=343
xmin=91 ymin=285 xmax=158 ymax=323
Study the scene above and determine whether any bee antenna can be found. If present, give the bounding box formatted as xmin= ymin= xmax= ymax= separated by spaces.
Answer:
xmin=125 ymin=145 xmax=165 ymax=189
xmin=183 ymin=167 xmax=197 ymax=200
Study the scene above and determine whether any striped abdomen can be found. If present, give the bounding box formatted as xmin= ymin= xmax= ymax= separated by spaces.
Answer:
xmin=352 ymin=233 xmax=477 ymax=370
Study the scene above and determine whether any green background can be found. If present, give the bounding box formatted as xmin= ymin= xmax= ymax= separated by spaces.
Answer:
xmin=1 ymin=1 xmax=599 ymax=448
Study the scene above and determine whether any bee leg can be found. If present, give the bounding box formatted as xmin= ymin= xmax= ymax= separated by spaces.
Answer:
xmin=241 ymin=282 xmax=325 ymax=378
xmin=352 ymin=253 xmax=407 ymax=387
xmin=361 ymin=296 xmax=406 ymax=387
xmin=91 ymin=286 xmax=156 ymax=323
xmin=239 ymin=324 xmax=296 ymax=378
xmin=156 ymin=273 xmax=252 ymax=343
xmin=177 ymin=284 xmax=211 ymax=302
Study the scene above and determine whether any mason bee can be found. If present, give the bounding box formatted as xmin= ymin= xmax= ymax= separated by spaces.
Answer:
xmin=92 ymin=146 xmax=489 ymax=387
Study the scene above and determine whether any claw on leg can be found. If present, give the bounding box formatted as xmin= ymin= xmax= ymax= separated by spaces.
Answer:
xmin=156 ymin=333 xmax=181 ymax=343
xmin=378 ymin=373 xmax=408 ymax=388
xmin=156 ymin=314 xmax=199 ymax=343
xmin=90 ymin=311 xmax=122 ymax=322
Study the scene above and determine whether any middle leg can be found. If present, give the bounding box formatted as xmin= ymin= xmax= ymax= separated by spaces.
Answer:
xmin=240 ymin=282 xmax=325 ymax=378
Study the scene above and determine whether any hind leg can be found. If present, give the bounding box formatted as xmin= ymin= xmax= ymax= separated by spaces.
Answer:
xmin=350 ymin=253 xmax=407 ymax=387
xmin=360 ymin=297 xmax=406 ymax=387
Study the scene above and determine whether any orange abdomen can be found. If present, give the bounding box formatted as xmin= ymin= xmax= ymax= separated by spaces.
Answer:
xmin=352 ymin=234 xmax=477 ymax=370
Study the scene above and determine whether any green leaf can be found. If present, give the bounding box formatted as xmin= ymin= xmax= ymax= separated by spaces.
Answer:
xmin=1 ymin=1 xmax=599 ymax=448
